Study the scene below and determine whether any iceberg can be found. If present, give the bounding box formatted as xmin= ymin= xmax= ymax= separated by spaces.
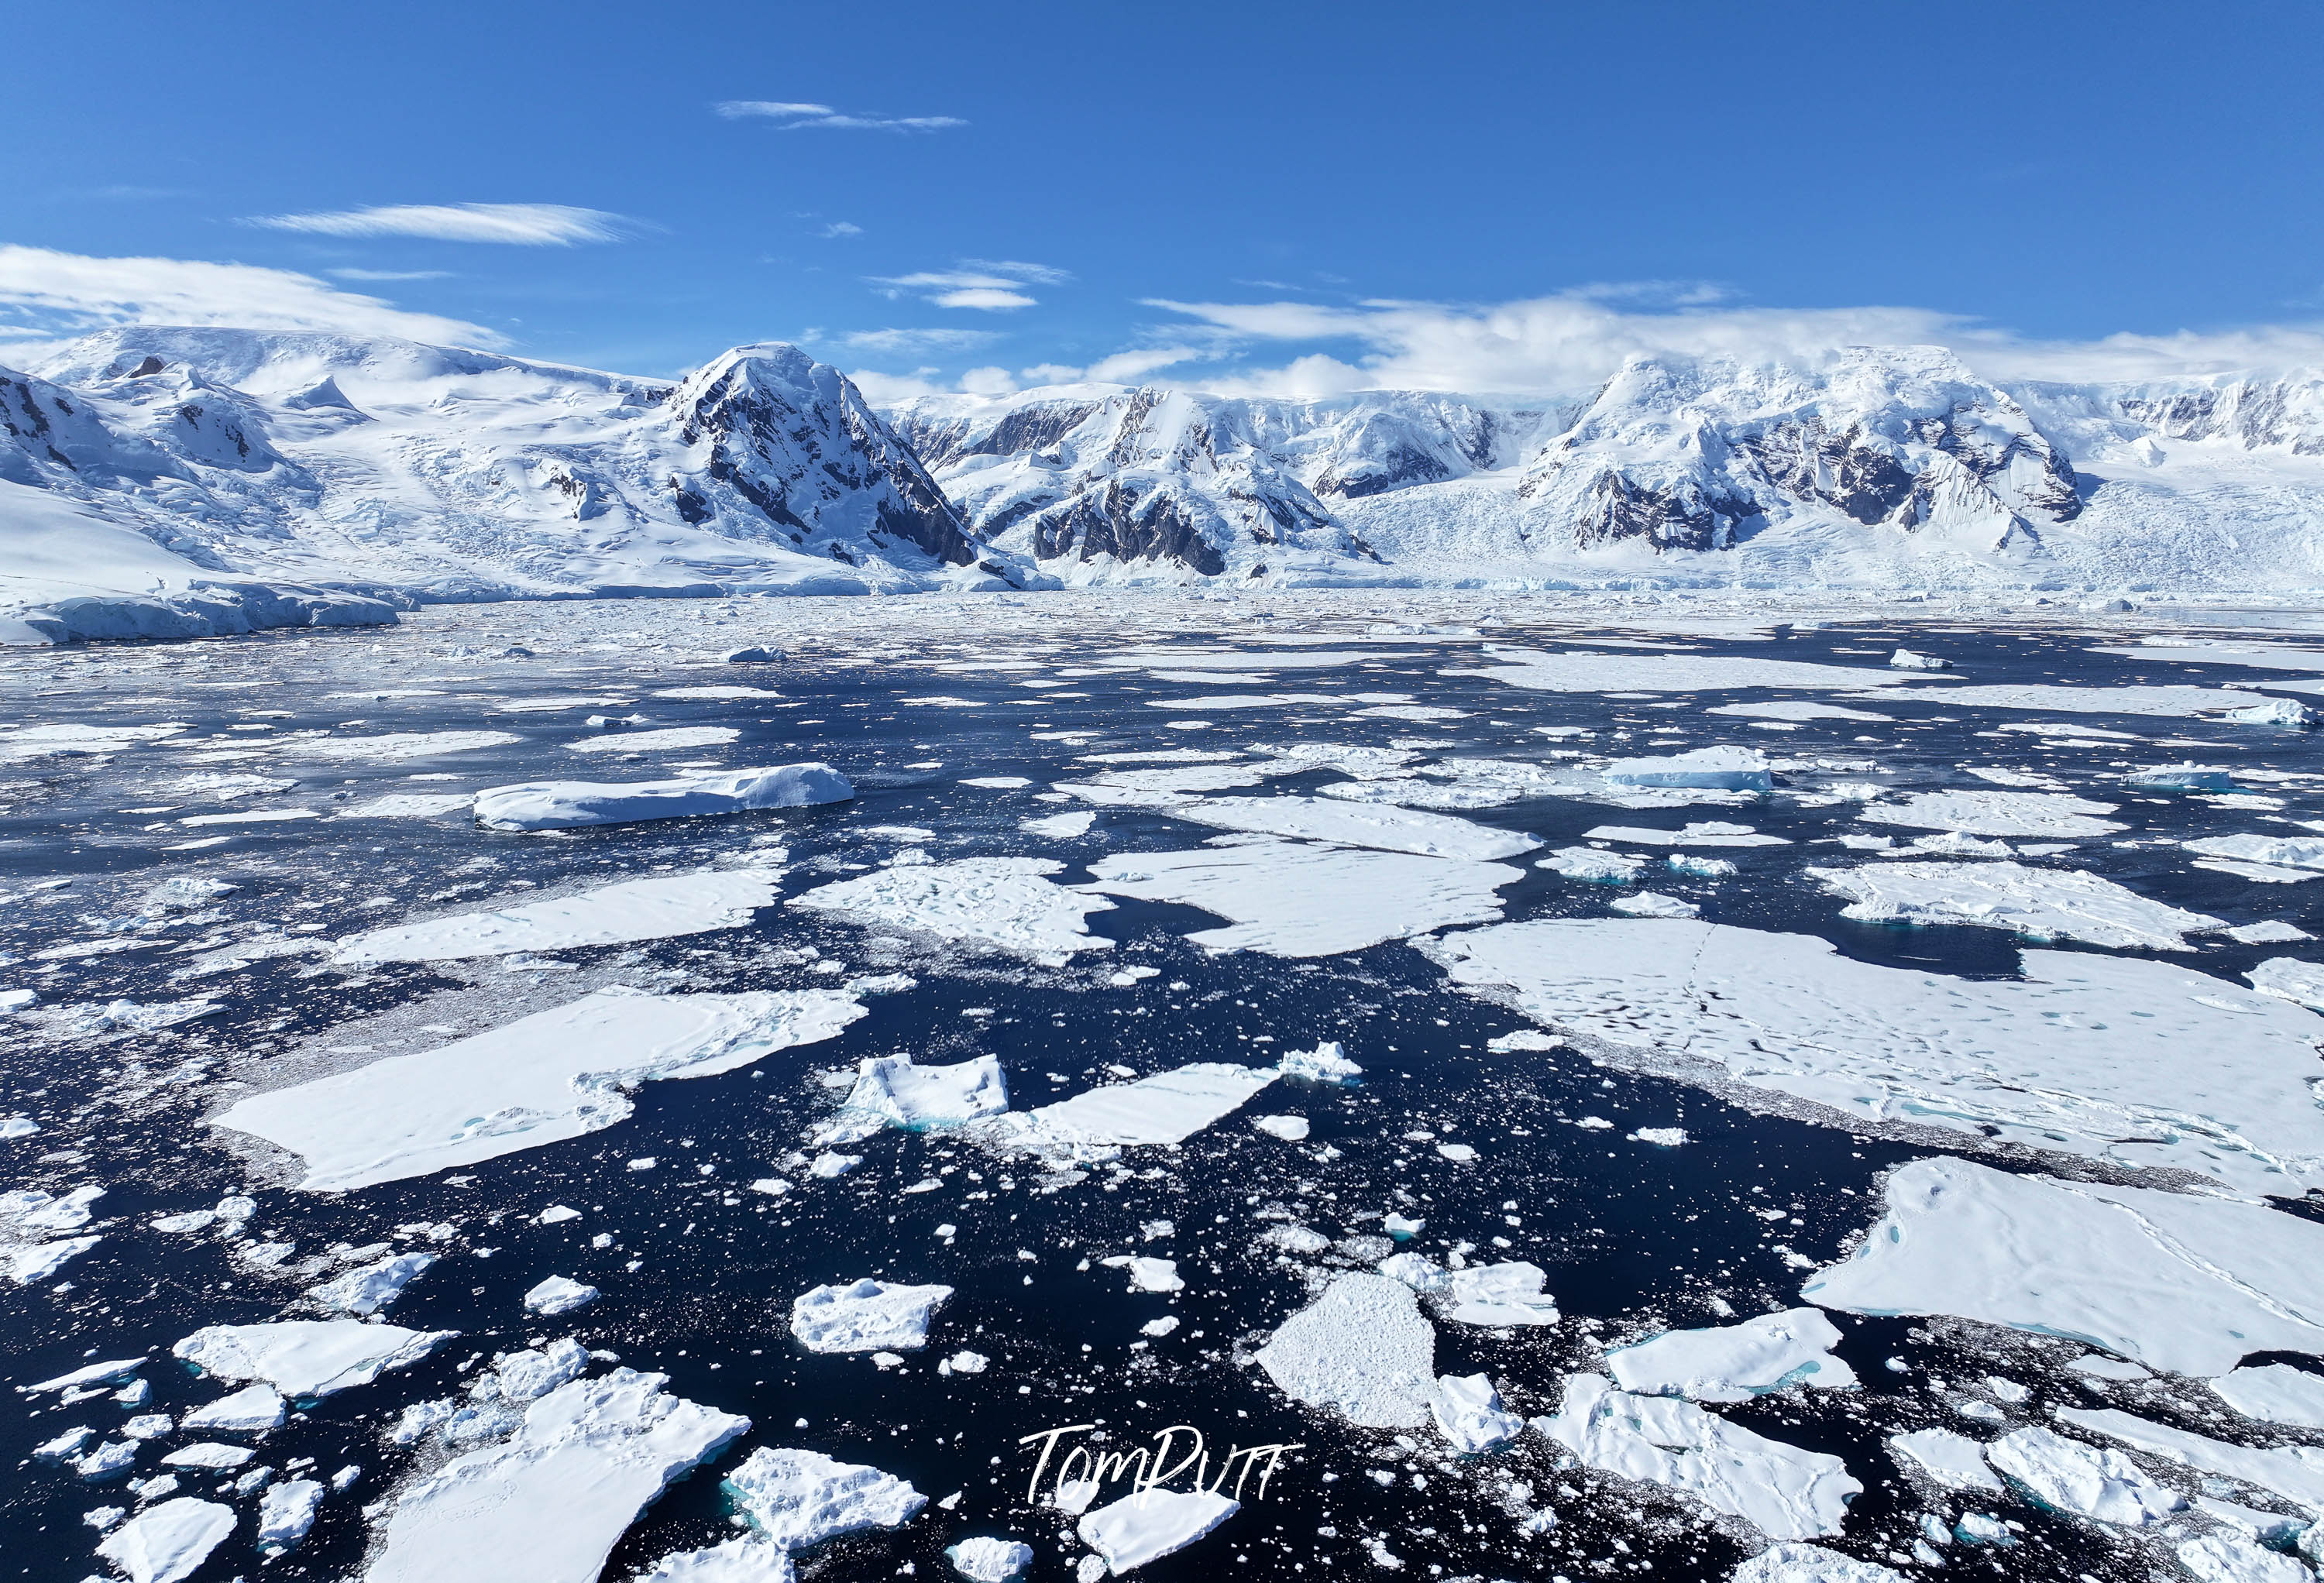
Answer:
xmin=946 ymin=1535 xmax=1033 ymax=1581
xmin=332 ymin=870 xmax=782 ymax=963
xmin=215 ymin=987 xmax=865 ymax=1190
xmin=1601 ymin=747 xmax=1772 ymax=792
xmin=723 ymin=1445 xmax=926 ymax=1548
xmin=1442 ymin=1261 xmax=1559 ymax=1326
xmin=524 ymin=1276 xmax=599 ymax=1317
xmin=180 ymin=1383 xmax=284 ymax=1434
xmin=1607 ymin=1309 xmax=1858 ymax=1403
xmin=789 ymin=1279 xmax=953 ymax=1353
xmin=306 ymin=1251 xmax=435 ymax=1315
xmin=794 ymin=857 xmax=1115 ymax=967
xmin=830 ymin=1054 xmax=1009 ymax=1133
xmin=473 ymin=764 xmax=851 ymax=830
xmin=2055 ymin=1406 xmax=2324 ymax=1513
xmin=1277 ymin=1041 xmax=1361 ymax=1083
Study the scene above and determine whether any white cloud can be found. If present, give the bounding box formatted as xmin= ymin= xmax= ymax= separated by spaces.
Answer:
xmin=958 ymin=366 xmax=1018 ymax=395
xmin=933 ymin=287 xmax=1036 ymax=311
xmin=818 ymin=221 xmax=863 ymax=239
xmin=328 ymin=267 xmax=452 ymax=281
xmin=842 ymin=327 xmax=1002 ymax=355
xmin=958 ymin=258 xmax=1073 ymax=286
xmin=1136 ymin=290 xmax=2324 ymax=395
xmin=870 ymin=260 xmax=1067 ymax=313
xmin=0 ymin=245 xmax=501 ymax=348
xmin=249 ymin=203 xmax=635 ymax=246
xmin=1009 ymin=345 xmax=1207 ymax=386
xmin=715 ymin=100 xmax=965 ymax=132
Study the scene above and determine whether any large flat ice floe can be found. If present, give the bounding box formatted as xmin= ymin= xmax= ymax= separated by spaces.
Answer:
xmin=1858 ymin=682 xmax=2276 ymax=718
xmin=1730 ymin=1543 xmax=1908 ymax=1583
xmin=1981 ymin=1426 xmax=2181 ymax=1526
xmin=472 ymin=764 xmax=851 ymax=830
xmin=1607 ymin=1308 xmax=1858 ymax=1402
xmin=215 ymin=986 xmax=865 ymax=1189
xmin=1421 ymin=919 xmax=2324 ymax=1193
xmin=1152 ymin=795 xmax=1540 ymax=861
xmin=1081 ymin=835 xmax=1523 ymax=956
xmin=2209 ymin=1364 xmax=2324 ymax=1429
xmin=1078 ymin=1489 xmax=1239 ymax=1572
xmin=1802 ymin=1157 xmax=2324 ymax=1376
xmin=96 ymin=1495 xmax=235 ymax=1583
xmin=984 ymin=1062 xmax=1278 ymax=1156
xmin=366 ymin=1369 xmax=750 ymax=1583
xmin=793 ymin=857 xmax=1114 ymax=967
xmin=1538 ymin=1373 xmax=1859 ymax=1540
xmin=332 ymin=870 xmax=782 ymax=963
xmin=1859 ymin=790 xmax=2125 ymax=838
xmin=1460 ymin=648 xmax=1933 ymax=694
xmin=174 ymin=1319 xmax=454 ymax=1398
xmin=1254 ymin=1272 xmax=1438 ymax=1428
xmin=1807 ymin=860 xmax=2228 ymax=950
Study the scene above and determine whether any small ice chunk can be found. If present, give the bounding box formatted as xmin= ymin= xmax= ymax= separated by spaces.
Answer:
xmin=1611 ymin=891 xmax=1700 ymax=919
xmin=947 ymin=1536 xmax=1034 ymax=1581
xmin=2126 ymin=763 xmax=2236 ymax=792
xmin=34 ymin=1425 xmax=92 ymax=1460
xmin=306 ymin=1251 xmax=435 ymax=1315
xmin=1669 ymin=853 xmax=1737 ymax=878
xmin=634 ymin=1536 xmax=795 ymax=1580
xmin=1889 ymin=649 xmax=1950 ymax=671
xmin=1982 ymin=1426 xmax=2180 ymax=1526
xmin=255 ymin=1477 xmax=323 ymax=1551
xmin=1277 ymin=1042 xmax=1361 ymax=1083
xmin=1251 ymin=1114 xmax=1309 ymax=1141
xmin=1432 ymin=1372 xmax=1523 ymax=1452
xmin=1100 ymin=1255 xmax=1182 ymax=1293
xmin=942 ymin=1350 xmax=988 ymax=1374
xmin=1139 ymin=1317 xmax=1180 ymax=1338
xmin=789 ymin=1279 xmax=952 ymax=1353
xmin=1889 ymin=1427 xmax=2003 ymax=1492
xmin=723 ymin=1445 xmax=926 ymax=1549
xmin=830 ymin=1054 xmax=1009 ymax=1134
xmin=1254 ymin=1272 xmax=1438 ymax=1428
xmin=180 ymin=1384 xmax=284 ymax=1434
xmin=1630 ymin=1126 xmax=1689 ymax=1146
xmin=2228 ymin=921 xmax=2312 ymax=945
xmin=524 ymin=1276 xmax=599 ymax=1317
xmin=1540 ymin=846 xmax=1646 ymax=884
xmin=77 ymin=1439 xmax=139 ymax=1478
xmin=1077 ymin=1489 xmax=1239 ymax=1573
xmin=2226 ymin=698 xmax=2313 ymax=727
xmin=538 ymin=1205 xmax=583 ymax=1225
xmin=95 ymin=1496 xmax=235 ymax=1583
xmin=1607 ymin=1308 xmax=1858 ymax=1403
xmin=1377 ymin=1252 xmax=1449 ymax=1293
xmin=1443 ymin=1262 xmax=1559 ymax=1326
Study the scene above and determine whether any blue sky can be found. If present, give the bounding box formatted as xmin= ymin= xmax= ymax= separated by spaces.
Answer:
xmin=5 ymin=0 xmax=2321 ymax=394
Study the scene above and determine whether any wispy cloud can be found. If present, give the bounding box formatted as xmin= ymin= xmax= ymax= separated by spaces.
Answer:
xmin=819 ymin=221 xmax=863 ymax=239
xmin=1018 ymin=346 xmax=1208 ymax=386
xmin=247 ymin=203 xmax=638 ymax=246
xmin=0 ymin=245 xmax=500 ymax=347
xmin=328 ymin=267 xmax=453 ymax=282
xmin=842 ymin=327 xmax=1002 ymax=355
xmin=870 ymin=260 xmax=1069 ymax=312
xmin=715 ymin=100 xmax=966 ymax=132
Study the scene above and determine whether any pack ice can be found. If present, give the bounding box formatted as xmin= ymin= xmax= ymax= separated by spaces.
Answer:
xmin=1255 ymin=1272 xmax=1438 ymax=1428
xmin=1807 ymin=860 xmax=2227 ymax=949
xmin=1422 ymin=919 xmax=2324 ymax=1193
xmin=331 ymin=870 xmax=782 ymax=963
xmin=1803 ymin=1157 xmax=2324 ymax=1375
xmin=472 ymin=763 xmax=851 ymax=830
xmin=214 ymin=986 xmax=865 ymax=1189
xmin=793 ymin=857 xmax=1115 ymax=967
xmin=1859 ymin=790 xmax=2125 ymax=838
xmin=1153 ymin=795 xmax=1541 ymax=860
xmin=1607 ymin=1308 xmax=1859 ymax=1402
xmin=365 ymin=1369 xmax=749 ymax=1583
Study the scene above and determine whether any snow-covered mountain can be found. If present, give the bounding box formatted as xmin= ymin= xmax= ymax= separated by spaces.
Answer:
xmin=9 ymin=325 xmax=2324 ymax=631
xmin=2 ymin=328 xmax=1006 ymax=632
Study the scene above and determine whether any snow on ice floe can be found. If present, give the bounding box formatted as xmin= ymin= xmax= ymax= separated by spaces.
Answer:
xmin=1101 ymin=1255 xmax=1183 ymax=1293
xmin=1888 ymin=1428 xmax=2003 ymax=1493
xmin=1860 ymin=789 xmax=2125 ymax=838
xmin=724 ymin=1444 xmax=925 ymax=1548
xmin=985 ymin=1062 xmax=1278 ymax=1157
xmin=9 ymin=1234 xmax=101 ymax=1284
xmin=1802 ymin=1156 xmax=2324 ymax=1376
xmin=1982 ymin=1426 xmax=2182 ymax=1526
xmin=1152 ymin=795 xmax=1539 ymax=861
xmin=366 ymin=1368 xmax=749 ymax=1583
xmin=1078 ymin=1488 xmax=1240 ymax=1573
xmin=1730 ymin=1543 xmax=1908 ymax=1583
xmin=96 ymin=1495 xmax=235 ymax=1583
xmin=173 ymin=1319 xmax=453 ymax=1398
xmin=1460 ymin=649 xmax=1930 ymax=695
xmin=2209 ymin=1365 xmax=2324 ymax=1429
xmin=1539 ymin=1373 xmax=1859 ymax=1540
xmin=793 ymin=857 xmax=1113 ymax=967
xmin=255 ymin=1476 xmax=322 ymax=1552
xmin=1611 ymin=891 xmax=1700 ymax=918
xmin=2054 ymin=1406 xmax=2324 ymax=1512
xmin=215 ymin=986 xmax=864 ymax=1190
xmin=1807 ymin=860 xmax=2227 ymax=949
xmin=1602 ymin=747 xmax=1772 ymax=793
xmin=472 ymin=764 xmax=851 ymax=830
xmin=1443 ymin=1261 xmax=1559 ymax=1326
xmin=332 ymin=869 xmax=781 ymax=963
xmin=789 ymin=1279 xmax=953 ymax=1353
xmin=634 ymin=1535 xmax=796 ymax=1581
xmin=1081 ymin=836 xmax=1522 ymax=956
xmin=1021 ymin=809 xmax=1096 ymax=839
xmin=565 ymin=726 xmax=740 ymax=754
xmin=1607 ymin=1309 xmax=1858 ymax=1403
xmin=1432 ymin=1372 xmax=1525 ymax=1451
xmin=2188 ymin=834 xmax=2324 ymax=873
xmin=1541 ymin=846 xmax=1647 ymax=884
xmin=1421 ymin=919 xmax=2324 ymax=1192
xmin=1256 ymin=1271 xmax=1438 ymax=1428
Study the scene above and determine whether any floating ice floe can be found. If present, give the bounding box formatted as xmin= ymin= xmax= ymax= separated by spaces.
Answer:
xmin=947 ymin=1534 xmax=1034 ymax=1581
xmin=22 ymin=1355 xmax=147 ymax=1393
xmin=1255 ymin=1272 xmax=1438 ymax=1428
xmin=1101 ymin=1255 xmax=1183 ymax=1293
xmin=218 ymin=986 xmax=862 ymax=1190
xmin=332 ymin=870 xmax=782 ymax=963
xmin=820 ymin=1055 xmax=1009 ymax=1142
xmin=525 ymin=1276 xmax=599 ymax=1317
xmin=180 ymin=1383 xmax=284 ymax=1434
xmin=724 ymin=1445 xmax=926 ymax=1548
xmin=634 ymin=1535 xmax=794 ymax=1581
xmin=795 ymin=857 xmax=1114 ymax=967
xmin=2177 ymin=1532 xmax=2314 ymax=1583
xmin=566 ymin=726 xmax=740 ymax=754
xmin=1855 ymin=683 xmax=2273 ymax=718
xmin=1443 ymin=1262 xmax=1559 ymax=1327
xmin=789 ymin=1279 xmax=953 ymax=1353
xmin=1539 ymin=1373 xmax=1859 ymax=1540
xmin=1709 ymin=702 xmax=1895 ymax=723
xmin=1078 ymin=1488 xmax=1240 ymax=1573
xmin=9 ymin=1234 xmax=101 ymax=1284
xmin=174 ymin=1319 xmax=453 ymax=1398
xmin=1982 ymin=1425 xmax=2181 ymax=1526
xmin=96 ymin=1495 xmax=235 ymax=1583
xmin=255 ymin=1476 xmax=322 ymax=1551
xmin=1021 ymin=809 xmax=1097 ymax=839
xmin=1433 ymin=1372 xmax=1525 ymax=1452
xmin=1277 ymin=1041 xmax=1361 ymax=1083
xmin=2209 ymin=1365 xmax=2324 ymax=1430
xmin=1080 ymin=836 xmax=1523 ymax=956
xmin=1730 ymin=1542 xmax=1909 ymax=1583
xmin=1055 ymin=763 xmax=1270 ymax=804
xmin=2055 ymin=1406 xmax=2324 ymax=1512
xmin=1860 ymin=790 xmax=2124 ymax=838
xmin=292 ymin=729 xmax=521 ymax=761
xmin=1252 ymin=1114 xmax=1309 ymax=1141
xmin=306 ymin=1250 xmax=435 ymax=1315
xmin=1459 ymin=650 xmax=1929 ymax=695
xmin=1889 ymin=1428 xmax=2002 ymax=1492
xmin=1611 ymin=891 xmax=1699 ymax=919
xmin=163 ymin=1441 xmax=253 ymax=1469
xmin=472 ymin=764 xmax=851 ymax=830
xmin=2188 ymin=835 xmax=2324 ymax=872
xmin=1153 ymin=795 xmax=1539 ymax=861
xmin=366 ymin=1368 xmax=750 ymax=1583
xmin=1586 ymin=822 xmax=1789 ymax=847
xmin=1607 ymin=1309 xmax=1858 ymax=1403
xmin=2228 ymin=698 xmax=2315 ymax=727
xmin=0 ymin=722 xmax=189 ymax=761
xmin=1602 ymin=747 xmax=1772 ymax=793
xmin=1802 ymin=1157 xmax=2324 ymax=1375
xmin=1806 ymin=860 xmax=2228 ymax=949
xmin=339 ymin=792 xmax=476 ymax=819
xmin=1422 ymin=919 xmax=2324 ymax=1192
xmin=1541 ymin=846 xmax=1646 ymax=884
xmin=1889 ymin=649 xmax=1950 ymax=671
xmin=2126 ymin=763 xmax=2237 ymax=792
xmin=986 ymin=1063 xmax=1278 ymax=1158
